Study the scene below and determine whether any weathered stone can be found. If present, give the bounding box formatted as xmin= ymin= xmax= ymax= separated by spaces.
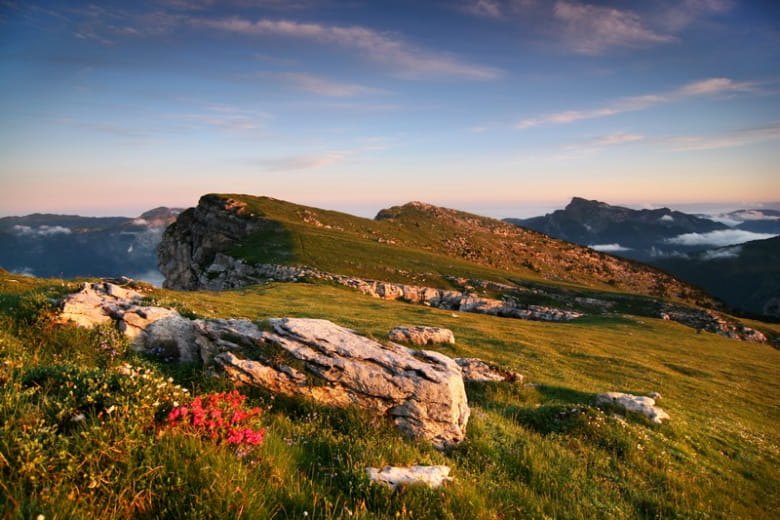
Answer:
xmin=366 ymin=465 xmax=452 ymax=490
xmin=660 ymin=305 xmax=767 ymax=343
xmin=389 ymin=326 xmax=455 ymax=345
xmin=596 ymin=392 xmax=670 ymax=424
xmin=57 ymin=282 xmax=177 ymax=338
xmin=137 ymin=317 xmax=470 ymax=449
xmin=455 ymin=357 xmax=523 ymax=383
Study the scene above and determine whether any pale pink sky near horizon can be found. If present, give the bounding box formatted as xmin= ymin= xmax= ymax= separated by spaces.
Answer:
xmin=1 ymin=1 xmax=778 ymax=220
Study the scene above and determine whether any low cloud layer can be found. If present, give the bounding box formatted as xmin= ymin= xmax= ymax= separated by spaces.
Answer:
xmin=701 ymin=246 xmax=742 ymax=261
xmin=666 ymin=229 xmax=777 ymax=247
xmin=13 ymin=225 xmax=72 ymax=236
xmin=588 ymin=243 xmax=631 ymax=252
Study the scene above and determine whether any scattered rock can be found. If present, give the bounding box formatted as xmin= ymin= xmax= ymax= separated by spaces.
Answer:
xmin=366 ymin=465 xmax=452 ymax=490
xmin=454 ymin=357 xmax=523 ymax=383
xmin=58 ymin=282 xmax=178 ymax=339
xmin=660 ymin=305 xmax=767 ymax=343
xmin=596 ymin=392 xmax=670 ymax=424
xmin=389 ymin=325 xmax=455 ymax=345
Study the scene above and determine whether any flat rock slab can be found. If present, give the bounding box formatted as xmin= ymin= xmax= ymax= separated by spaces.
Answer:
xmin=389 ymin=325 xmax=455 ymax=345
xmin=596 ymin=392 xmax=670 ymax=424
xmin=366 ymin=465 xmax=452 ymax=490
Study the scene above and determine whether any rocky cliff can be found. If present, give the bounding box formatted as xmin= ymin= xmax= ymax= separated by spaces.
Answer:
xmin=158 ymin=195 xmax=265 ymax=289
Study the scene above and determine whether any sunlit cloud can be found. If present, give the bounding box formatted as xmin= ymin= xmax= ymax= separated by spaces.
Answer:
xmin=664 ymin=125 xmax=780 ymax=151
xmin=463 ymin=0 xmax=503 ymax=19
xmin=257 ymin=150 xmax=350 ymax=172
xmin=588 ymin=243 xmax=632 ymax=252
xmin=666 ymin=229 xmax=777 ymax=247
xmin=262 ymin=72 xmax=384 ymax=97
xmin=193 ymin=17 xmax=502 ymax=80
xmin=518 ymin=77 xmax=760 ymax=129
xmin=676 ymin=77 xmax=758 ymax=96
xmin=554 ymin=1 xmax=675 ymax=55
xmin=565 ymin=132 xmax=644 ymax=149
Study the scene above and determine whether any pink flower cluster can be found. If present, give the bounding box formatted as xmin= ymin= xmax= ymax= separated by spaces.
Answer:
xmin=166 ymin=390 xmax=267 ymax=451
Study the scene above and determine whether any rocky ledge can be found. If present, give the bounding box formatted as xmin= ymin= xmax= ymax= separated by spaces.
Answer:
xmin=174 ymin=252 xmax=584 ymax=324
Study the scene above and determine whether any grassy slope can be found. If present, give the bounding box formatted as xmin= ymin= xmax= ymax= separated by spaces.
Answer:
xmin=2 ymin=272 xmax=778 ymax=519
xmin=222 ymin=194 xmax=712 ymax=306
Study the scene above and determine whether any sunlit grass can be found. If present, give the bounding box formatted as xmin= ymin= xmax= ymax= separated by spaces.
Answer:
xmin=1 ymin=272 xmax=778 ymax=518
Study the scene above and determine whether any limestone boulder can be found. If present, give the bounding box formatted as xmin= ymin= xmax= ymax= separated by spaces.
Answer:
xmin=137 ymin=317 xmax=470 ymax=449
xmin=389 ymin=325 xmax=455 ymax=345
xmin=58 ymin=282 xmax=178 ymax=338
xmin=366 ymin=465 xmax=452 ymax=490
xmin=596 ymin=392 xmax=670 ymax=424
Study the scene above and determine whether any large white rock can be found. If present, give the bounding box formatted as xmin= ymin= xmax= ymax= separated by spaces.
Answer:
xmin=58 ymin=282 xmax=178 ymax=338
xmin=140 ymin=317 xmax=471 ymax=449
xmin=596 ymin=392 xmax=670 ymax=424
xmin=366 ymin=465 xmax=452 ymax=490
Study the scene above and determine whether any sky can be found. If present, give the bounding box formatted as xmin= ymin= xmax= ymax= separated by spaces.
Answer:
xmin=1 ymin=0 xmax=778 ymax=219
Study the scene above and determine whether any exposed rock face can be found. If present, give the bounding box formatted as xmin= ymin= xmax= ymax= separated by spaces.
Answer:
xmin=389 ymin=326 xmax=455 ymax=345
xmin=57 ymin=282 xmax=177 ymax=339
xmin=366 ymin=465 xmax=452 ymax=489
xmin=168 ymin=252 xmax=583 ymax=324
xmin=454 ymin=358 xmax=523 ymax=383
xmin=158 ymin=195 xmax=270 ymax=290
xmin=660 ymin=305 xmax=767 ymax=343
xmin=596 ymin=392 xmax=670 ymax=424
xmin=139 ymin=317 xmax=470 ymax=449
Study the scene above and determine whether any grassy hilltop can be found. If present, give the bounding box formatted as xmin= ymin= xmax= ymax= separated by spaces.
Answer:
xmin=1 ymin=194 xmax=779 ymax=519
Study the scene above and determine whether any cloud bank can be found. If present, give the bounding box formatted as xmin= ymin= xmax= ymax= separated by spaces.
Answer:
xmin=588 ymin=243 xmax=632 ymax=252
xmin=666 ymin=229 xmax=777 ymax=247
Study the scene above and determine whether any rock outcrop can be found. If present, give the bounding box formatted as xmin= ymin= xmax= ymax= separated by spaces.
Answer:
xmin=58 ymin=282 xmax=177 ymax=339
xmin=158 ymin=195 xmax=270 ymax=290
xmin=366 ymin=465 xmax=452 ymax=489
xmin=596 ymin=392 xmax=670 ymax=424
xmin=164 ymin=252 xmax=583 ymax=324
xmin=389 ymin=326 xmax=455 ymax=345
xmin=56 ymin=285 xmax=471 ymax=448
xmin=139 ymin=317 xmax=470 ymax=449
xmin=454 ymin=357 xmax=523 ymax=383
xmin=660 ymin=305 xmax=767 ymax=343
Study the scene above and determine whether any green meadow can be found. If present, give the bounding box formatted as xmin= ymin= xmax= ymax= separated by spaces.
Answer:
xmin=1 ymin=272 xmax=778 ymax=519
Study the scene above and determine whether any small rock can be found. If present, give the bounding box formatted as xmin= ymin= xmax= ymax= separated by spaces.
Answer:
xmin=455 ymin=357 xmax=523 ymax=383
xmin=596 ymin=392 xmax=670 ymax=424
xmin=388 ymin=325 xmax=455 ymax=345
xmin=366 ymin=465 xmax=452 ymax=490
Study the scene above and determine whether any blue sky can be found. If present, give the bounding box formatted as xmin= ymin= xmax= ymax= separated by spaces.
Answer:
xmin=1 ymin=0 xmax=778 ymax=218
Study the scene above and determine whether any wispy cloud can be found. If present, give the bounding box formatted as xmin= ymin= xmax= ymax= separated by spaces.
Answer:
xmin=676 ymin=77 xmax=758 ymax=96
xmin=565 ymin=132 xmax=644 ymax=149
xmin=463 ymin=0 xmax=503 ymax=19
xmin=460 ymin=0 xmax=734 ymax=55
xmin=664 ymin=125 xmax=780 ymax=151
xmin=257 ymin=150 xmax=349 ymax=172
xmin=173 ymin=103 xmax=271 ymax=133
xmin=193 ymin=17 xmax=501 ymax=80
xmin=261 ymin=72 xmax=384 ymax=97
xmin=518 ymin=77 xmax=760 ymax=128
xmin=554 ymin=1 xmax=675 ymax=55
